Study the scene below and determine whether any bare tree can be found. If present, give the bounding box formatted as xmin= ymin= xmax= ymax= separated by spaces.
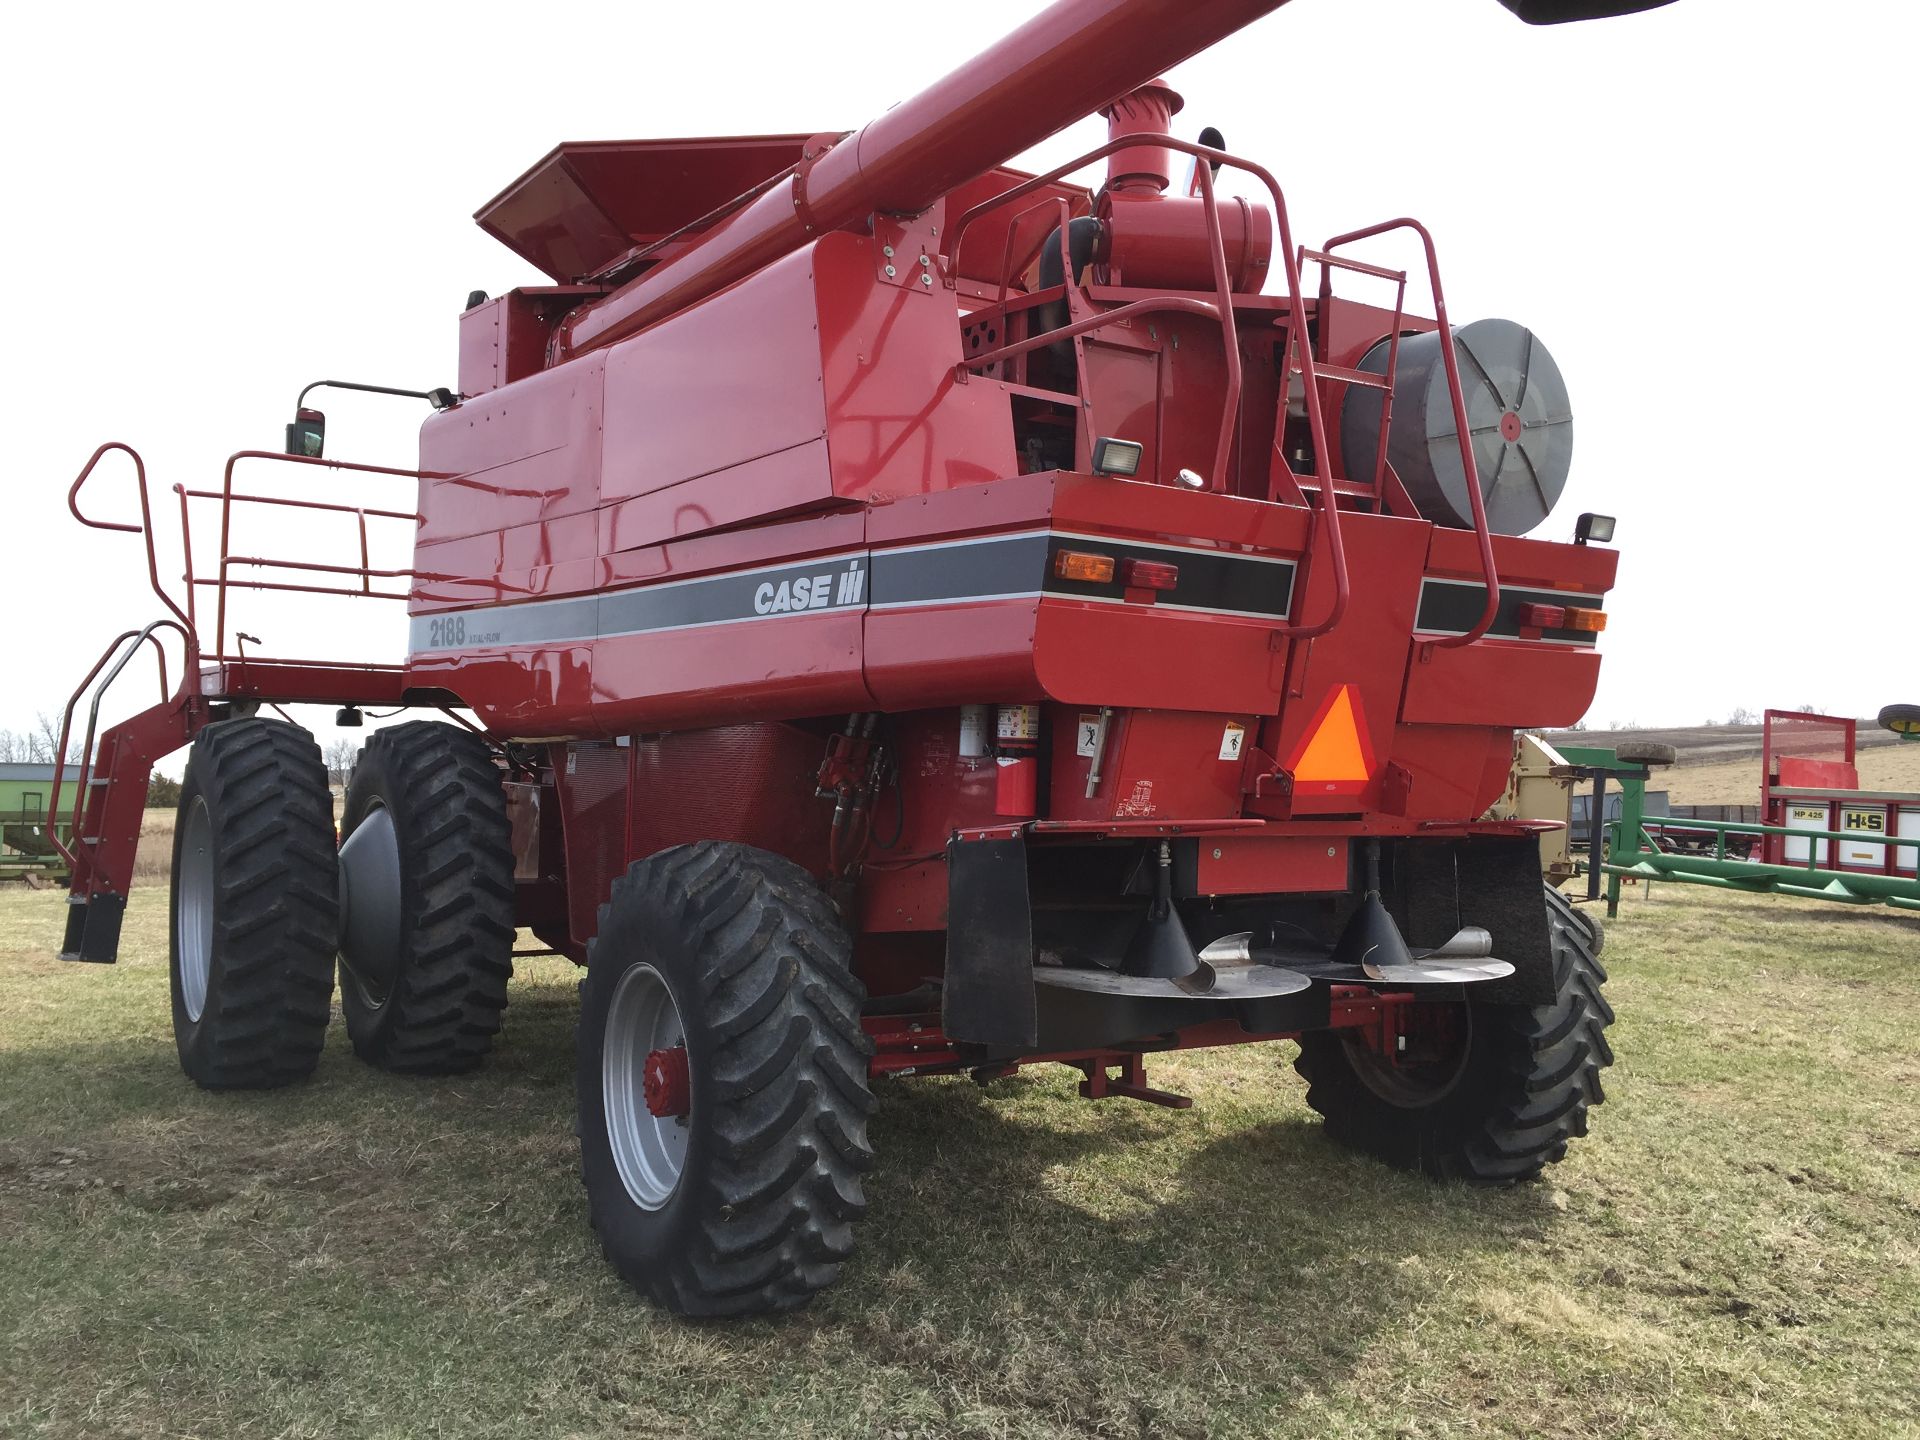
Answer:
xmin=0 ymin=729 xmax=18 ymax=762
xmin=1728 ymin=706 xmax=1756 ymax=725
xmin=32 ymin=711 xmax=78 ymax=765
xmin=324 ymin=738 xmax=360 ymax=789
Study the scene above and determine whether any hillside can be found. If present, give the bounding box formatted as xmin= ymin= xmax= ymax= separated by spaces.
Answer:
xmin=1541 ymin=719 xmax=1920 ymax=806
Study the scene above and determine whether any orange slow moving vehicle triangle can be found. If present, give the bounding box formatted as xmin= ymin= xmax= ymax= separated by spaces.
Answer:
xmin=1287 ymin=684 xmax=1375 ymax=795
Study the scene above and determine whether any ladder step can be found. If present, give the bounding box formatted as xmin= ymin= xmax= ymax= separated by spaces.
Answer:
xmin=1299 ymin=248 xmax=1407 ymax=283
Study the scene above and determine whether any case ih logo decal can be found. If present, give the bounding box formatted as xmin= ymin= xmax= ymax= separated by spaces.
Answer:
xmin=753 ymin=561 xmax=865 ymax=614
xmin=409 ymin=533 xmax=1295 ymax=653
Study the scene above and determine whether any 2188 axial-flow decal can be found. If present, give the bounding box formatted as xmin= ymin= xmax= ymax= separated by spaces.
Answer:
xmin=47 ymin=0 xmax=1667 ymax=1317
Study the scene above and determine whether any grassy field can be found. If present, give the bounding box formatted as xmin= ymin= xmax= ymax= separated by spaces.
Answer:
xmin=3 ymin=881 xmax=1917 ymax=1440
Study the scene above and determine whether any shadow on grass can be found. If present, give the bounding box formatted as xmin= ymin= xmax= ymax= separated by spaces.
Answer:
xmin=5 ymin=966 xmax=1561 ymax=1432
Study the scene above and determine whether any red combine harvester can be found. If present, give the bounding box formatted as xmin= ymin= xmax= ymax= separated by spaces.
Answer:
xmin=50 ymin=0 xmax=1667 ymax=1314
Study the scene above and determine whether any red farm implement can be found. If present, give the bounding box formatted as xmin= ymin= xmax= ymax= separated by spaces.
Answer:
xmin=50 ymin=0 xmax=1669 ymax=1315
xmin=1584 ymin=708 xmax=1920 ymax=914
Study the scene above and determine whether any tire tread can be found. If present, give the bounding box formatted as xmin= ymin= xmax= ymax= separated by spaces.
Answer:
xmin=580 ymin=842 xmax=874 ymax=1317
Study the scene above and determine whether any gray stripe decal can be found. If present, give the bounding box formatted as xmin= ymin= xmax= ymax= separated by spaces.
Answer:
xmin=410 ymin=531 xmax=1298 ymax=653
xmin=869 ymin=533 xmax=1052 ymax=607
xmin=411 ymin=552 xmax=868 ymax=652
xmin=1415 ymin=578 xmax=1604 ymax=645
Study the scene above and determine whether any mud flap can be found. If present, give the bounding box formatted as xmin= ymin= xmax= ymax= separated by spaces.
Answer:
xmin=60 ymin=893 xmax=125 ymax=964
xmin=943 ymin=834 xmax=1038 ymax=1048
xmin=1392 ymin=837 xmax=1553 ymax=1006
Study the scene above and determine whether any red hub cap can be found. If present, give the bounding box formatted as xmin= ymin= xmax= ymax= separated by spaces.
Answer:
xmin=642 ymin=1045 xmax=691 ymax=1119
xmin=1499 ymin=410 xmax=1524 ymax=442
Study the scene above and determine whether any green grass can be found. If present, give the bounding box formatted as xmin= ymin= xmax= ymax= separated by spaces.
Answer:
xmin=2 ymin=881 xmax=1917 ymax=1440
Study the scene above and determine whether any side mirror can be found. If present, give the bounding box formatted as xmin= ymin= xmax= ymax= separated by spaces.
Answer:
xmin=286 ymin=407 xmax=326 ymax=458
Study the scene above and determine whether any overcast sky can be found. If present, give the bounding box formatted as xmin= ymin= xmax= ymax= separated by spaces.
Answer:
xmin=3 ymin=0 xmax=1912 ymax=768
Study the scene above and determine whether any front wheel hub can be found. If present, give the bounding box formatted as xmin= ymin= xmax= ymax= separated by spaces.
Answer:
xmin=643 ymin=1045 xmax=691 ymax=1119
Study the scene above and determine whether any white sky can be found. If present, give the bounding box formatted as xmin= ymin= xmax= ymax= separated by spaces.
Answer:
xmin=3 ymin=0 xmax=1913 ymax=770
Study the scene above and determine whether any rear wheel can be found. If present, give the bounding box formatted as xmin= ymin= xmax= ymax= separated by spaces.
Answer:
xmin=576 ymin=842 xmax=875 ymax=1316
xmin=1879 ymin=703 xmax=1920 ymax=737
xmin=336 ymin=721 xmax=515 ymax=1074
xmin=170 ymin=718 xmax=338 ymax=1090
xmin=1295 ymin=885 xmax=1613 ymax=1183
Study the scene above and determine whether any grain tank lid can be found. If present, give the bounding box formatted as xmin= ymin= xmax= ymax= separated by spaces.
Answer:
xmin=474 ymin=135 xmax=821 ymax=282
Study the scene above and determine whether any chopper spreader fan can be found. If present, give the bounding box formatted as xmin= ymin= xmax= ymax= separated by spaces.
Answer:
xmin=1199 ymin=908 xmax=1516 ymax=988
xmin=1032 ymin=961 xmax=1313 ymax=1000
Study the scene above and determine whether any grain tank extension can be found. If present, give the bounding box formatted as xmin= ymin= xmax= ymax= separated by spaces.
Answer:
xmin=49 ymin=0 xmax=1667 ymax=1315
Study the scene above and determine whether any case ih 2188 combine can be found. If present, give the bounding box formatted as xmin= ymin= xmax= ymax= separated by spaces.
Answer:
xmin=50 ymin=0 xmax=1665 ymax=1314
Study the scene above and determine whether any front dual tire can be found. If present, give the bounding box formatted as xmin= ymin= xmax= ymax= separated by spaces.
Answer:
xmin=169 ymin=717 xmax=516 ymax=1088
xmin=335 ymin=721 xmax=515 ymax=1074
xmin=169 ymin=719 xmax=338 ymax=1090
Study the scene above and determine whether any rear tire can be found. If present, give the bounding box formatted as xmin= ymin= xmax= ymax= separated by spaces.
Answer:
xmin=169 ymin=718 xmax=337 ymax=1090
xmin=337 ymin=721 xmax=514 ymax=1074
xmin=576 ymin=842 xmax=875 ymax=1316
xmin=1879 ymin=703 xmax=1920 ymax=736
xmin=1295 ymin=885 xmax=1613 ymax=1184
xmin=1570 ymin=905 xmax=1605 ymax=956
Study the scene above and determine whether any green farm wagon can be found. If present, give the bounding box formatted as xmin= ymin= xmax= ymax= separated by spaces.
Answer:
xmin=0 ymin=762 xmax=78 ymax=880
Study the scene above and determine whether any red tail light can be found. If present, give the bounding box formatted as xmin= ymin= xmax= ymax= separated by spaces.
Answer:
xmin=1120 ymin=557 xmax=1180 ymax=591
xmin=1517 ymin=601 xmax=1607 ymax=633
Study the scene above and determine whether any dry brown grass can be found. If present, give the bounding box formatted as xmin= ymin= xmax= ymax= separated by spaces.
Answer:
xmin=132 ymin=808 xmax=174 ymax=883
xmin=1666 ymin=740 xmax=1920 ymax=807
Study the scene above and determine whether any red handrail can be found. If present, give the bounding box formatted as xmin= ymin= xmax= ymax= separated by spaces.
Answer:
xmin=66 ymin=443 xmax=194 ymax=635
xmin=1321 ymin=217 xmax=1498 ymax=649
xmin=960 ymin=296 xmax=1224 ymax=376
xmin=209 ymin=450 xmax=427 ymax=660
xmin=45 ymin=620 xmax=188 ymax=868
xmin=949 ymin=135 xmax=1349 ymax=641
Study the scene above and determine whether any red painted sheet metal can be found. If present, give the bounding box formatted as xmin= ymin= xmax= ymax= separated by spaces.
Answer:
xmin=1049 ymin=471 xmax=1311 ymax=557
xmin=413 ymin=512 xmax=600 ymax=609
xmin=416 ymin=355 xmax=606 ymax=547
xmin=1256 ymin=510 xmax=1430 ymax=814
xmin=1386 ymin=724 xmax=1524 ymax=822
xmin=597 ymin=439 xmax=836 ymax=556
xmin=1194 ymin=834 xmax=1348 ymax=895
xmin=863 ymin=602 xmax=1041 ymax=712
xmin=1400 ymin=640 xmax=1602 ymax=731
xmin=600 ymin=509 xmax=867 ymax=590
xmin=1030 ymin=603 xmax=1290 ymax=714
xmin=599 ymin=247 xmax=827 ymax=505
xmin=554 ymin=741 xmax=629 ymax=946
xmin=815 ymin=232 xmax=1016 ymax=501
xmin=1427 ymin=527 xmax=1618 ymax=593
xmin=196 ymin=661 xmax=406 ymax=707
xmin=1047 ymin=708 xmax=1254 ymax=822
xmin=476 ymin=135 xmax=818 ymax=283
xmin=585 ymin=614 xmax=872 ymax=734
xmin=628 ymin=724 xmax=835 ymax=877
